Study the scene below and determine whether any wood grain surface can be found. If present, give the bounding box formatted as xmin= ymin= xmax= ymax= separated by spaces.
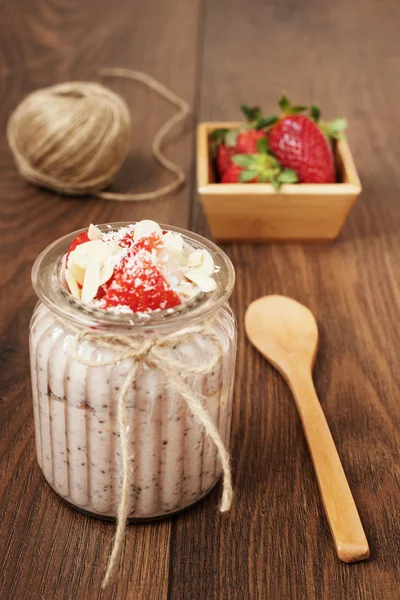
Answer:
xmin=0 ymin=0 xmax=399 ymax=599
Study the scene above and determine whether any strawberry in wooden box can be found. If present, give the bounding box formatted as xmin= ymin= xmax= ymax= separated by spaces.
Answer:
xmin=197 ymin=97 xmax=361 ymax=242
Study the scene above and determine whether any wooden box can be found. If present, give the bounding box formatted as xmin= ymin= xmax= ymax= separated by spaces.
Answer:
xmin=197 ymin=122 xmax=362 ymax=242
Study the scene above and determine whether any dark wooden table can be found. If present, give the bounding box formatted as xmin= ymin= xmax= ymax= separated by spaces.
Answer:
xmin=1 ymin=0 xmax=399 ymax=598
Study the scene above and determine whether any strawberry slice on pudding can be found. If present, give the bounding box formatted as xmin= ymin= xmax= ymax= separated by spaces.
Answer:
xmin=100 ymin=251 xmax=181 ymax=313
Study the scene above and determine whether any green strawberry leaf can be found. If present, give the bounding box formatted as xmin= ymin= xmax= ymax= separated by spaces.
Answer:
xmin=279 ymin=94 xmax=291 ymax=113
xmin=258 ymin=169 xmax=277 ymax=182
xmin=257 ymin=153 xmax=279 ymax=169
xmin=241 ymin=105 xmax=262 ymax=122
xmin=232 ymin=154 xmax=257 ymax=168
xmin=328 ymin=118 xmax=348 ymax=139
xmin=256 ymin=137 xmax=269 ymax=153
xmin=277 ymin=169 xmax=299 ymax=183
xmin=258 ymin=174 xmax=270 ymax=183
xmin=263 ymin=168 xmax=277 ymax=178
xmin=239 ymin=170 xmax=259 ymax=183
xmin=224 ymin=129 xmax=239 ymax=147
xmin=271 ymin=178 xmax=281 ymax=191
xmin=291 ymin=105 xmax=307 ymax=114
xmin=266 ymin=154 xmax=279 ymax=167
xmin=320 ymin=118 xmax=347 ymax=140
xmin=329 ymin=117 xmax=347 ymax=131
xmin=255 ymin=157 xmax=271 ymax=170
xmin=254 ymin=115 xmax=279 ymax=130
xmin=310 ymin=105 xmax=321 ymax=122
xmin=210 ymin=128 xmax=230 ymax=143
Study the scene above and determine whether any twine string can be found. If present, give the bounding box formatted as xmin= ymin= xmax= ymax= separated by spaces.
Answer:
xmin=97 ymin=68 xmax=190 ymax=201
xmin=63 ymin=320 xmax=232 ymax=588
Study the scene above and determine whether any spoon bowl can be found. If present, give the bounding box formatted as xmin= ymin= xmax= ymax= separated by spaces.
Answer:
xmin=245 ymin=295 xmax=318 ymax=379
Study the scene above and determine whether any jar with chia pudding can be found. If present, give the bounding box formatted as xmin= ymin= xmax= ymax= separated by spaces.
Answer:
xmin=30 ymin=220 xmax=236 ymax=521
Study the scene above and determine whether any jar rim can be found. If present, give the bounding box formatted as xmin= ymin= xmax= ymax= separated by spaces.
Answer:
xmin=31 ymin=222 xmax=235 ymax=332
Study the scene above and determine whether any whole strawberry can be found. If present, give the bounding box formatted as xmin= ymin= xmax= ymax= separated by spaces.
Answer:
xmin=266 ymin=96 xmax=347 ymax=184
xmin=214 ymin=128 xmax=267 ymax=176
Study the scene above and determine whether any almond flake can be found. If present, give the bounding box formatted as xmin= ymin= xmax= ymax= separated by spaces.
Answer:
xmin=176 ymin=281 xmax=199 ymax=298
xmin=81 ymin=260 xmax=101 ymax=303
xmin=197 ymin=250 xmax=215 ymax=277
xmin=167 ymin=248 xmax=187 ymax=266
xmin=186 ymin=249 xmax=215 ymax=279
xmin=163 ymin=231 xmax=184 ymax=252
xmin=88 ymin=223 xmax=102 ymax=241
xmin=133 ymin=220 xmax=162 ymax=242
xmin=70 ymin=240 xmax=113 ymax=268
xmin=100 ymin=262 xmax=114 ymax=285
xmin=65 ymin=269 xmax=81 ymax=299
xmin=67 ymin=260 xmax=85 ymax=286
xmin=187 ymin=249 xmax=202 ymax=268
xmin=162 ymin=232 xmax=187 ymax=265
xmin=184 ymin=271 xmax=217 ymax=292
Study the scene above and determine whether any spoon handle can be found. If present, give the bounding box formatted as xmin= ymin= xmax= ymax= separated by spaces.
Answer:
xmin=288 ymin=367 xmax=370 ymax=563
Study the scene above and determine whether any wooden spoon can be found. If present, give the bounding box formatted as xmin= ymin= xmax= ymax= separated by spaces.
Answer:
xmin=245 ymin=295 xmax=370 ymax=563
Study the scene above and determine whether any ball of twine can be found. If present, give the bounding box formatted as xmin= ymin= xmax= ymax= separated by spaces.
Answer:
xmin=7 ymin=69 xmax=190 ymax=201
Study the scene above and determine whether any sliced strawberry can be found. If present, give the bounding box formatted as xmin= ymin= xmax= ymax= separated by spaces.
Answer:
xmin=117 ymin=231 xmax=165 ymax=253
xmin=133 ymin=233 xmax=164 ymax=254
xmin=117 ymin=231 xmax=135 ymax=248
xmin=99 ymin=251 xmax=181 ymax=313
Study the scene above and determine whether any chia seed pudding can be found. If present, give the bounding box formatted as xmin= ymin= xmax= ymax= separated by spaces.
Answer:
xmin=30 ymin=221 xmax=237 ymax=519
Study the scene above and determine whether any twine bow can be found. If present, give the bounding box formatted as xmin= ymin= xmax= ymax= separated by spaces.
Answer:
xmin=63 ymin=321 xmax=233 ymax=588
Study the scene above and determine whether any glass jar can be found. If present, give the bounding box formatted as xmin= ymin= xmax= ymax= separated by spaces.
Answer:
xmin=29 ymin=223 xmax=236 ymax=521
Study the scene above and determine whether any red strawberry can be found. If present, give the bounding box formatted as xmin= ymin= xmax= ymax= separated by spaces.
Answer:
xmin=266 ymin=96 xmax=347 ymax=183
xmin=118 ymin=231 xmax=135 ymax=248
xmin=100 ymin=251 xmax=181 ymax=313
xmin=114 ymin=229 xmax=164 ymax=251
xmin=221 ymin=164 xmax=255 ymax=183
xmin=213 ymin=128 xmax=267 ymax=177
xmin=133 ymin=232 xmax=164 ymax=254
xmin=268 ymin=116 xmax=335 ymax=183
xmin=236 ymin=129 xmax=266 ymax=154
xmin=216 ymin=144 xmax=236 ymax=175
